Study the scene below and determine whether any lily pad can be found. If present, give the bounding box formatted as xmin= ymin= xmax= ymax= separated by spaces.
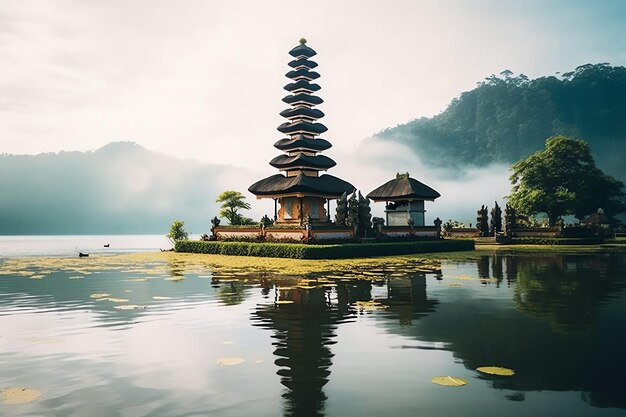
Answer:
xmin=1 ymin=387 xmax=42 ymax=404
xmin=476 ymin=366 xmax=515 ymax=376
xmin=431 ymin=376 xmax=467 ymax=387
xmin=216 ymin=357 xmax=245 ymax=366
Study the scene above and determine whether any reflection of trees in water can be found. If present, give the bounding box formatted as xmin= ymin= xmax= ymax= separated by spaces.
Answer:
xmin=391 ymin=254 xmax=626 ymax=409
xmin=251 ymin=274 xmax=438 ymax=417
xmin=215 ymin=281 xmax=246 ymax=305
xmin=512 ymin=254 xmax=625 ymax=332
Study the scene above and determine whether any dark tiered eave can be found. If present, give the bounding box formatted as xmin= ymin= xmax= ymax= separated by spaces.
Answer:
xmin=277 ymin=121 xmax=328 ymax=135
xmin=274 ymin=136 xmax=332 ymax=152
xmin=269 ymin=154 xmax=336 ymax=170
xmin=287 ymin=58 xmax=318 ymax=70
xmin=367 ymin=176 xmax=441 ymax=201
xmin=284 ymin=80 xmax=321 ymax=93
xmin=282 ymin=93 xmax=323 ymax=106
xmin=289 ymin=43 xmax=317 ymax=58
xmin=249 ymin=173 xmax=354 ymax=198
xmin=279 ymin=107 xmax=324 ymax=120
xmin=285 ymin=68 xmax=320 ymax=81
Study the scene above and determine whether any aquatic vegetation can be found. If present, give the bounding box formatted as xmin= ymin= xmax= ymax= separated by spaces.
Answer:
xmin=353 ymin=300 xmax=388 ymax=311
xmin=0 ymin=252 xmax=445 ymax=280
xmin=114 ymin=305 xmax=144 ymax=310
xmin=100 ymin=298 xmax=129 ymax=303
xmin=431 ymin=376 xmax=467 ymax=387
xmin=1 ymin=387 xmax=42 ymax=404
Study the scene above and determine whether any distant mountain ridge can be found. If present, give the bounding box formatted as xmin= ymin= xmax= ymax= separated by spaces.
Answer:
xmin=376 ymin=63 xmax=626 ymax=180
xmin=0 ymin=142 xmax=242 ymax=235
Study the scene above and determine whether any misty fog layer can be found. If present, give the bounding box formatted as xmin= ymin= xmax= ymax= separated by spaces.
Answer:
xmin=0 ymin=140 xmax=511 ymax=235
xmin=339 ymin=137 xmax=511 ymax=225
xmin=0 ymin=142 xmax=259 ymax=235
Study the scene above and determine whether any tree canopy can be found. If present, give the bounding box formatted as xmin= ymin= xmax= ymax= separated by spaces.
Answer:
xmin=167 ymin=220 xmax=189 ymax=244
xmin=507 ymin=135 xmax=626 ymax=225
xmin=216 ymin=190 xmax=253 ymax=225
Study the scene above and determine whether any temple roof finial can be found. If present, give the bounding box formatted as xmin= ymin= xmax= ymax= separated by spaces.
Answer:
xmin=299 ymin=37 xmax=307 ymax=45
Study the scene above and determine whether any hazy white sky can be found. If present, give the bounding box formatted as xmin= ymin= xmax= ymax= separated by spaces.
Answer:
xmin=2 ymin=0 xmax=626 ymax=169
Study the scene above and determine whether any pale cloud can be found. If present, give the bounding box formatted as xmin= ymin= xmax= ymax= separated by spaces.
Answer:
xmin=1 ymin=0 xmax=625 ymax=169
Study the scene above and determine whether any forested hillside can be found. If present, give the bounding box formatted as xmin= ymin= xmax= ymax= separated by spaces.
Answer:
xmin=377 ymin=63 xmax=626 ymax=179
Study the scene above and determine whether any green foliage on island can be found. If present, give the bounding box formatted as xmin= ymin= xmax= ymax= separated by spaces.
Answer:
xmin=167 ymin=220 xmax=189 ymax=244
xmin=377 ymin=63 xmax=626 ymax=179
xmin=175 ymin=239 xmax=474 ymax=259
xmin=508 ymin=135 xmax=626 ymax=225
xmin=216 ymin=190 xmax=255 ymax=225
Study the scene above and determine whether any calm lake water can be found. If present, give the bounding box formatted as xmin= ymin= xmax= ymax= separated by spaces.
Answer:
xmin=0 ymin=235 xmax=175 ymax=258
xmin=1 ymin=250 xmax=626 ymax=416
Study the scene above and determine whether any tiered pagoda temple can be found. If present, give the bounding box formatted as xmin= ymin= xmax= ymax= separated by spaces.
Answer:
xmin=249 ymin=39 xmax=354 ymax=224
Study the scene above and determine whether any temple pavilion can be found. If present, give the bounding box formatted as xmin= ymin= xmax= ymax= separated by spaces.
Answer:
xmin=367 ymin=173 xmax=440 ymax=227
xmin=248 ymin=39 xmax=354 ymax=224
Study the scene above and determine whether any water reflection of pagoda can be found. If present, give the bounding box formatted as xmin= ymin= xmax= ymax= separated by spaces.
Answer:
xmin=250 ymin=274 xmax=439 ymax=417
xmin=248 ymin=39 xmax=354 ymax=224
xmin=251 ymin=287 xmax=347 ymax=417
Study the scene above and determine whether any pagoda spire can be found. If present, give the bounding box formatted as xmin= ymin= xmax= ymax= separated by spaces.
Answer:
xmin=249 ymin=40 xmax=354 ymax=223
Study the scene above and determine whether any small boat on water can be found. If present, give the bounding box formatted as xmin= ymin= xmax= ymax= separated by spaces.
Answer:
xmin=104 ymin=244 xmax=110 ymax=247
xmin=79 ymin=252 xmax=89 ymax=258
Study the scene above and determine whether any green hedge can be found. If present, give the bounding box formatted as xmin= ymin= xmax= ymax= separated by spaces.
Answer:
xmin=175 ymin=239 xmax=474 ymax=259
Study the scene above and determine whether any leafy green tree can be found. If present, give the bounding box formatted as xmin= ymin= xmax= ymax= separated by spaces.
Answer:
xmin=508 ymin=135 xmax=626 ymax=225
xmin=167 ymin=220 xmax=189 ymax=244
xmin=216 ymin=191 xmax=252 ymax=225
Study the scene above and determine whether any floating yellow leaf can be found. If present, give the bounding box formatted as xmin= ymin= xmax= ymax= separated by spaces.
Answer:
xmin=29 ymin=275 xmax=46 ymax=280
xmin=90 ymin=293 xmax=110 ymax=299
xmin=114 ymin=304 xmax=144 ymax=310
xmin=1 ymin=387 xmax=42 ymax=404
xmin=165 ymin=276 xmax=185 ymax=281
xmin=216 ymin=357 xmax=245 ymax=366
xmin=476 ymin=366 xmax=515 ymax=376
xmin=101 ymin=297 xmax=129 ymax=303
xmin=431 ymin=376 xmax=467 ymax=387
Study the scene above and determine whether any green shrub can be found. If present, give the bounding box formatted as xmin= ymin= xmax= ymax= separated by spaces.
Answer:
xmin=175 ymin=239 xmax=474 ymax=259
